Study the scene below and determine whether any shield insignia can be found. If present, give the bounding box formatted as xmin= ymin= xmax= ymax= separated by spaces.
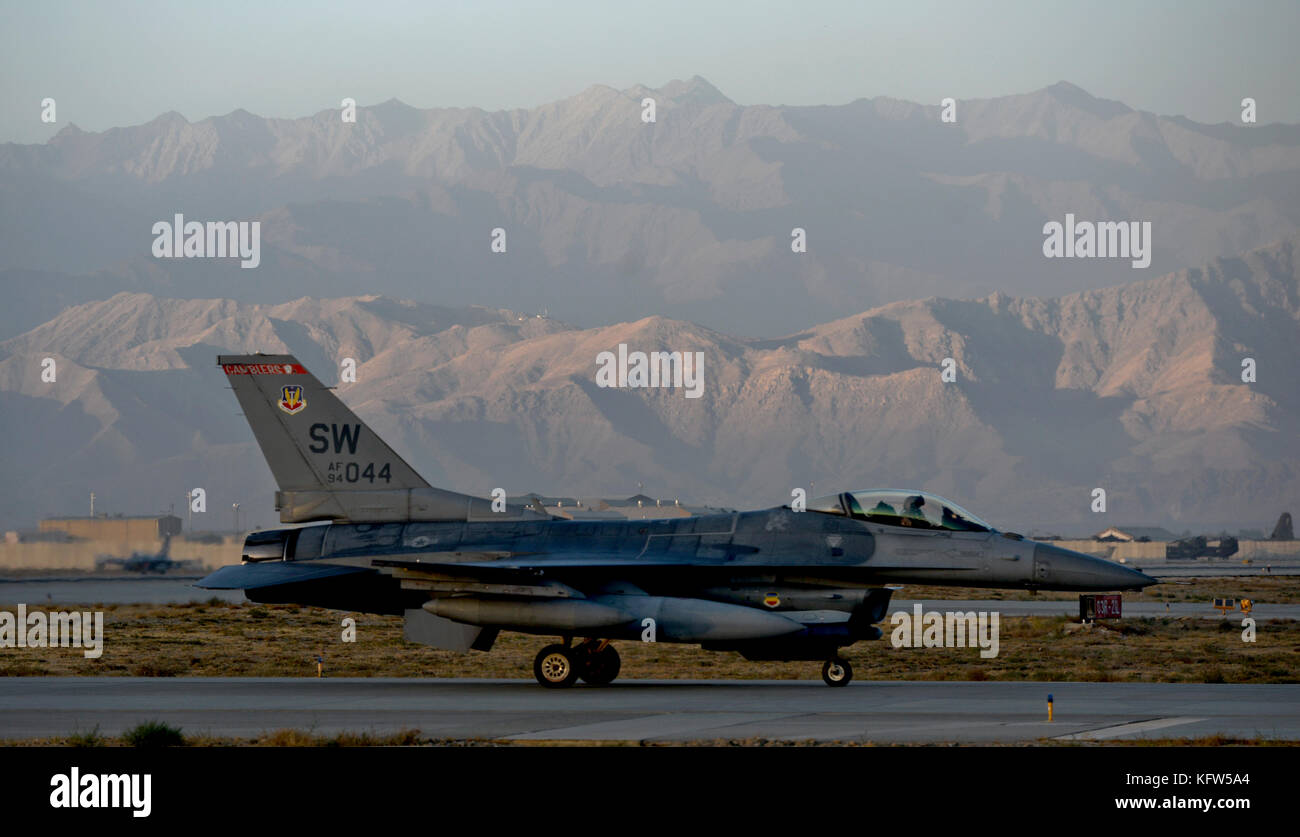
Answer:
xmin=763 ymin=592 xmax=780 ymax=608
xmin=278 ymin=385 xmax=306 ymax=415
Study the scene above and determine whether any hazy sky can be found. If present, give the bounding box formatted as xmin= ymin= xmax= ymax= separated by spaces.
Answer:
xmin=2 ymin=0 xmax=1297 ymax=143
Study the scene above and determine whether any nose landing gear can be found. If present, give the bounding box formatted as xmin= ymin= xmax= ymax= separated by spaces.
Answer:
xmin=821 ymin=657 xmax=853 ymax=686
xmin=532 ymin=639 xmax=622 ymax=688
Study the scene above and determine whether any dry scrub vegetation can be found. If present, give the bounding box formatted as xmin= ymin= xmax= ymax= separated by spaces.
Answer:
xmin=1 ymin=591 xmax=1295 ymax=683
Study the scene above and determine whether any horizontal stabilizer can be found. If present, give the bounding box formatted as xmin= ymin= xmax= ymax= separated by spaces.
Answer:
xmin=196 ymin=561 xmax=370 ymax=590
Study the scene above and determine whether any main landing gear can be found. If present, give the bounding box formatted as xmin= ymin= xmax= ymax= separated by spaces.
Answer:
xmin=821 ymin=657 xmax=853 ymax=687
xmin=533 ymin=639 xmax=622 ymax=688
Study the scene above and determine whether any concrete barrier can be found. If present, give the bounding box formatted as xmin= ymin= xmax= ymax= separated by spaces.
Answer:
xmin=1052 ymin=539 xmax=1300 ymax=563
xmin=0 ymin=538 xmax=240 ymax=571
xmin=1055 ymin=540 xmax=1166 ymax=561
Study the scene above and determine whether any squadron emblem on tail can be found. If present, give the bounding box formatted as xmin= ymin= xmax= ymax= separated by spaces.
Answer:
xmin=278 ymin=385 xmax=306 ymax=415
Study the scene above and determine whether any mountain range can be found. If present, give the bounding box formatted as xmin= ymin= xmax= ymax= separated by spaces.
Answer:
xmin=1 ymin=235 xmax=1295 ymax=534
xmin=3 ymin=77 xmax=1299 ymax=337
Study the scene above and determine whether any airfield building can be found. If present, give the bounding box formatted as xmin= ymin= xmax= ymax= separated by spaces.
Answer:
xmin=1093 ymin=525 xmax=1178 ymax=543
xmin=39 ymin=514 xmax=183 ymax=542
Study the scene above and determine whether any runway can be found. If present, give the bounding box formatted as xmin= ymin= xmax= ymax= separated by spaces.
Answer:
xmin=892 ymin=599 xmax=1300 ymax=619
xmin=1 ymin=579 xmax=1293 ymax=616
xmin=1147 ymin=563 xmax=1300 ymax=577
xmin=0 ymin=577 xmax=245 ymax=605
xmin=0 ymin=678 xmax=1294 ymax=743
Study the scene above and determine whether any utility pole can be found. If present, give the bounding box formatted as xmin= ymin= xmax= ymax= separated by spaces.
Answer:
xmin=89 ymin=492 xmax=95 ymax=518
xmin=232 ymin=503 xmax=240 ymax=537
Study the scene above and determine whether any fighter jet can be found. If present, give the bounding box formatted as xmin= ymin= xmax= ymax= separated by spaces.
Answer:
xmin=96 ymin=535 xmax=185 ymax=574
xmin=198 ymin=354 xmax=1155 ymax=687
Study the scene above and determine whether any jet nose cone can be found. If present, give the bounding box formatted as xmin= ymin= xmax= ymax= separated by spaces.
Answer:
xmin=1116 ymin=564 xmax=1159 ymax=590
xmin=1033 ymin=543 xmax=1158 ymax=591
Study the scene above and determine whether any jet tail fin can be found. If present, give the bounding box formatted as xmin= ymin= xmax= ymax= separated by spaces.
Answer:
xmin=219 ymin=354 xmax=545 ymax=524
xmin=219 ymin=354 xmax=430 ymax=493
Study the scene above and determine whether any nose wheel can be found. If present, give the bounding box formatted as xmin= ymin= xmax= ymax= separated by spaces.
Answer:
xmin=822 ymin=657 xmax=853 ymax=687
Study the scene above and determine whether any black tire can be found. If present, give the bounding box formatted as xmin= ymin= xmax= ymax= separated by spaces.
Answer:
xmin=534 ymin=644 xmax=580 ymax=688
xmin=822 ymin=657 xmax=853 ymax=687
xmin=579 ymin=645 xmax=621 ymax=685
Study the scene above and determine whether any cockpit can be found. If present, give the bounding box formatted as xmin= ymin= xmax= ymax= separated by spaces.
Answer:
xmin=806 ymin=490 xmax=993 ymax=533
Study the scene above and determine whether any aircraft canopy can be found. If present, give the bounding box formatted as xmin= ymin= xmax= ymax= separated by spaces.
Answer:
xmin=806 ymin=490 xmax=992 ymax=533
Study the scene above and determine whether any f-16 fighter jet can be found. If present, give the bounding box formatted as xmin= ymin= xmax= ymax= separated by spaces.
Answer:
xmin=199 ymin=355 xmax=1154 ymax=687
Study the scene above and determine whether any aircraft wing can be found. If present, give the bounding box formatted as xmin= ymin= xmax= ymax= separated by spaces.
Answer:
xmin=196 ymin=551 xmax=698 ymax=593
xmin=199 ymin=550 xmax=975 ymax=594
xmin=376 ymin=552 xmax=733 ymax=571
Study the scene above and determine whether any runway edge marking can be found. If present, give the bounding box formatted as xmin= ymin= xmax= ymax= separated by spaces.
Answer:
xmin=1053 ymin=716 xmax=1207 ymax=741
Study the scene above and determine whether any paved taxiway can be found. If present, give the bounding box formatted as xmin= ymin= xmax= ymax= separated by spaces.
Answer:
xmin=1146 ymin=563 xmax=1300 ymax=577
xmin=0 ymin=577 xmax=245 ymax=605
xmin=892 ymin=599 xmax=1300 ymax=619
xmin=3 ymin=580 xmax=1295 ymax=612
xmin=0 ymin=678 xmax=1294 ymax=743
